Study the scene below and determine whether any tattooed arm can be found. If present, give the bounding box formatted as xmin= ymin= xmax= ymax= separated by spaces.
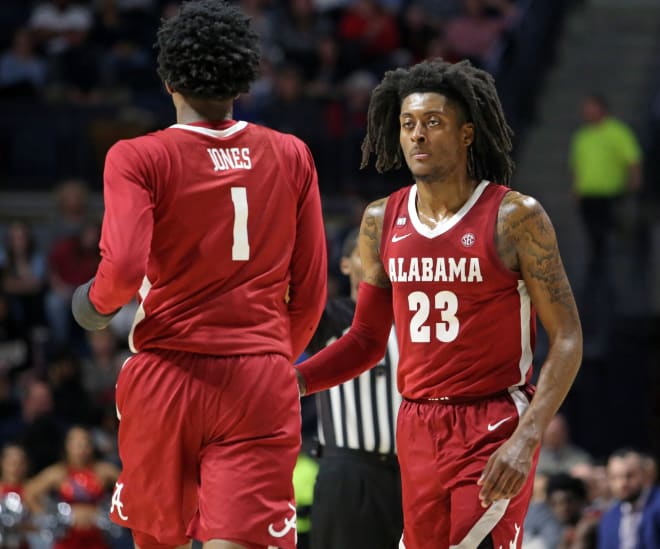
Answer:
xmin=479 ymin=191 xmax=583 ymax=507
xmin=295 ymin=197 xmax=394 ymax=396
xmin=358 ymin=197 xmax=391 ymax=288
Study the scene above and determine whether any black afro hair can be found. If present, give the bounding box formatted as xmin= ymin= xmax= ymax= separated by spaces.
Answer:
xmin=156 ymin=0 xmax=261 ymax=99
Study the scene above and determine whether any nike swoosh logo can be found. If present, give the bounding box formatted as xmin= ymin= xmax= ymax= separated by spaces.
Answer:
xmin=391 ymin=233 xmax=412 ymax=243
xmin=487 ymin=416 xmax=512 ymax=432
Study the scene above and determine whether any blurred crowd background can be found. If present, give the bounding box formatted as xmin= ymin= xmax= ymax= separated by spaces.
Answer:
xmin=0 ymin=0 xmax=658 ymax=548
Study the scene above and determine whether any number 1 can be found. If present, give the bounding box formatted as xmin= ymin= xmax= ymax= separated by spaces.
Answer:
xmin=231 ymin=187 xmax=249 ymax=261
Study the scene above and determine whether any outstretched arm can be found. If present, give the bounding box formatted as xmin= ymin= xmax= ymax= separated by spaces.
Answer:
xmin=296 ymin=198 xmax=393 ymax=395
xmin=478 ymin=192 xmax=582 ymax=506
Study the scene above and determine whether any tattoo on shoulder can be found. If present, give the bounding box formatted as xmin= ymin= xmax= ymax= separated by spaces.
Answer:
xmin=499 ymin=193 xmax=578 ymax=317
xmin=360 ymin=197 xmax=391 ymax=288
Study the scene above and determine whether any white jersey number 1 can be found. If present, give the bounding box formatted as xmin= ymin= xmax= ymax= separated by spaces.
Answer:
xmin=231 ymin=187 xmax=249 ymax=261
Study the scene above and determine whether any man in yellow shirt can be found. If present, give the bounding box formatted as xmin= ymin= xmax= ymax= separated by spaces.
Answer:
xmin=570 ymin=94 xmax=642 ymax=276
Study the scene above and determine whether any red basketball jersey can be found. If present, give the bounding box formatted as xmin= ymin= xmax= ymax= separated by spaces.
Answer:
xmin=89 ymin=120 xmax=327 ymax=359
xmin=380 ymin=181 xmax=536 ymax=400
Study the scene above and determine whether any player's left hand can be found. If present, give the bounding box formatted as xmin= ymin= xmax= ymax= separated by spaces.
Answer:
xmin=477 ymin=435 xmax=536 ymax=507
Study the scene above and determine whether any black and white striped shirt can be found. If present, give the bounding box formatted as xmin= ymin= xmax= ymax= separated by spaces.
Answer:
xmin=307 ymin=297 xmax=401 ymax=456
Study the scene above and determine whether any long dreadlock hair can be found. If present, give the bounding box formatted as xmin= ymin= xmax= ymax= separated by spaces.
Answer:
xmin=361 ymin=59 xmax=515 ymax=186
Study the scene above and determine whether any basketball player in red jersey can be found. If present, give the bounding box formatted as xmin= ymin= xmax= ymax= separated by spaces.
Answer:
xmin=296 ymin=58 xmax=582 ymax=549
xmin=70 ymin=1 xmax=327 ymax=548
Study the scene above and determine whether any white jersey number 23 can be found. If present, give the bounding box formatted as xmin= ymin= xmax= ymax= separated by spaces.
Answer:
xmin=408 ymin=290 xmax=459 ymax=343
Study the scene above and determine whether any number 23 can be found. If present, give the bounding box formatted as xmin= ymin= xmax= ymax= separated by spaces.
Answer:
xmin=408 ymin=290 xmax=459 ymax=343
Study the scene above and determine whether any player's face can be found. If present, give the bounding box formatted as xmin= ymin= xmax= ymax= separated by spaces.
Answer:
xmin=399 ymin=92 xmax=474 ymax=183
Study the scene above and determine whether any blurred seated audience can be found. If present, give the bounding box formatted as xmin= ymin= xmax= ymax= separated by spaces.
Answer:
xmin=538 ymin=413 xmax=593 ymax=476
xmin=443 ymin=0 xmax=517 ymax=66
xmin=81 ymin=326 xmax=130 ymax=407
xmin=1 ymin=220 xmax=47 ymax=332
xmin=597 ymin=448 xmax=660 ymax=549
xmin=0 ymin=378 xmax=64 ymax=474
xmin=0 ymin=291 xmax=30 ymax=374
xmin=0 ymin=28 xmax=48 ymax=98
xmin=45 ymin=220 xmax=100 ymax=349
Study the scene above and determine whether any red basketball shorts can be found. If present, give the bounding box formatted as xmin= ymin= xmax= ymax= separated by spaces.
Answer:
xmin=397 ymin=387 xmax=538 ymax=549
xmin=110 ymin=349 xmax=301 ymax=549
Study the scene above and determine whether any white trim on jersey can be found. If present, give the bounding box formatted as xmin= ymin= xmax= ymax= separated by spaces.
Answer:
xmin=509 ymin=388 xmax=530 ymax=418
xmin=516 ymin=280 xmax=533 ymax=385
xmin=169 ymin=120 xmax=248 ymax=138
xmin=448 ymin=498 xmax=510 ymax=548
xmin=407 ymin=180 xmax=489 ymax=239
xmin=128 ymin=275 xmax=152 ymax=353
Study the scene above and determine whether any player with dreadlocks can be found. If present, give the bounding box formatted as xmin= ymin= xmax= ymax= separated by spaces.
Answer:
xmin=71 ymin=1 xmax=327 ymax=548
xmin=296 ymin=58 xmax=582 ymax=548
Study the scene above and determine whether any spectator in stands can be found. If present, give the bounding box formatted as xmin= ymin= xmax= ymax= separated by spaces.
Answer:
xmin=45 ymin=220 xmax=100 ymax=349
xmin=80 ymin=326 xmax=129 ymax=407
xmin=29 ymin=0 xmax=99 ymax=101
xmin=0 ymin=27 xmax=48 ymax=98
xmin=261 ymin=62 xmax=322 ymax=158
xmin=443 ymin=0 xmax=517 ymax=67
xmin=49 ymin=179 xmax=91 ymax=241
xmin=641 ymin=453 xmax=658 ymax=488
xmin=525 ymin=472 xmax=599 ymax=549
xmin=47 ymin=351 xmax=95 ymax=425
xmin=272 ymin=0 xmax=332 ymax=78
xmin=597 ymin=448 xmax=660 ymax=549
xmin=538 ymin=413 xmax=593 ymax=476
xmin=398 ymin=4 xmax=440 ymax=64
xmin=1 ymin=220 xmax=47 ymax=331
xmin=570 ymin=93 xmax=642 ymax=283
xmin=571 ymin=461 xmax=613 ymax=513
xmin=0 ymin=291 xmax=30 ymax=373
xmin=307 ymin=34 xmax=343 ymax=99
xmin=29 ymin=0 xmax=93 ymax=55
xmin=0 ymin=378 xmax=64 ymax=474
xmin=337 ymin=0 xmax=400 ymax=73
xmin=92 ymin=0 xmax=158 ymax=92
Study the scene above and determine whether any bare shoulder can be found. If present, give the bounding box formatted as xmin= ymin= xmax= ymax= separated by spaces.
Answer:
xmin=498 ymin=190 xmax=578 ymax=316
xmin=361 ymin=196 xmax=389 ymax=245
xmin=495 ymin=190 xmax=552 ymax=271
xmin=359 ymin=196 xmax=391 ymax=288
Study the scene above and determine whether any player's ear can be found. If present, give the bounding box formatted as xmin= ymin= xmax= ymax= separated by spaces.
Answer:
xmin=462 ymin=122 xmax=474 ymax=148
xmin=164 ymin=82 xmax=175 ymax=95
xmin=340 ymin=257 xmax=351 ymax=276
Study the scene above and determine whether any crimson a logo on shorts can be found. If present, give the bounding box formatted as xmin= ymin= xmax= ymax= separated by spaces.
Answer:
xmin=461 ymin=232 xmax=476 ymax=247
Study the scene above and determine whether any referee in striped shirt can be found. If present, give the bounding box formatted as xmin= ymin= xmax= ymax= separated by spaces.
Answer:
xmin=306 ymin=228 xmax=403 ymax=549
